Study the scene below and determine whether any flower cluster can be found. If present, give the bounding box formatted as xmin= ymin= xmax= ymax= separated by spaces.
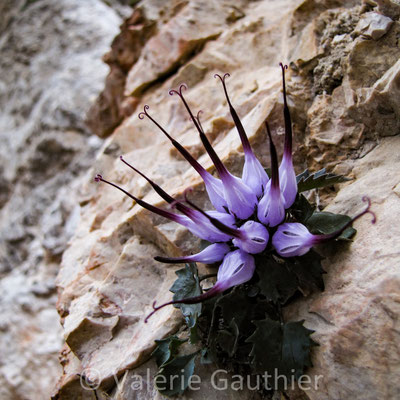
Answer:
xmin=95 ymin=64 xmax=375 ymax=322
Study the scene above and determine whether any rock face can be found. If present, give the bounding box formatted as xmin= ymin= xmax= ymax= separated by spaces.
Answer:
xmin=49 ymin=0 xmax=400 ymax=398
xmin=285 ymin=136 xmax=400 ymax=400
xmin=0 ymin=1 xmax=123 ymax=399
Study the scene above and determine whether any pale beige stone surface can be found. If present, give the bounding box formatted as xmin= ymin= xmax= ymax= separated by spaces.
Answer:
xmin=285 ymin=136 xmax=400 ymax=400
xmin=0 ymin=1 xmax=123 ymax=399
xmin=53 ymin=0 xmax=400 ymax=399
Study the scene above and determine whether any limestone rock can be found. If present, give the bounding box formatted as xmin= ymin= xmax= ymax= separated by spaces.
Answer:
xmin=0 ymin=0 xmax=123 ymax=399
xmin=285 ymin=136 xmax=400 ymax=400
xmin=53 ymin=0 xmax=400 ymax=399
xmin=354 ymin=11 xmax=393 ymax=39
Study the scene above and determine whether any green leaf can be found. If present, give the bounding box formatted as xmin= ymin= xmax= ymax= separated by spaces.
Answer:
xmin=290 ymin=194 xmax=314 ymax=223
xmin=297 ymin=168 xmax=348 ymax=193
xmin=305 ymin=211 xmax=356 ymax=240
xmin=170 ymin=263 xmax=202 ymax=343
xmin=281 ymin=321 xmax=316 ymax=375
xmin=155 ymin=351 xmax=198 ymax=397
xmin=186 ymin=313 xmax=200 ymax=344
xmin=246 ymin=318 xmax=316 ymax=386
xmin=217 ymin=319 xmax=240 ymax=357
xmin=288 ymin=250 xmax=325 ymax=294
xmin=255 ymin=255 xmax=298 ymax=304
xmin=247 ymin=318 xmax=282 ymax=373
xmin=215 ymin=286 xmax=255 ymax=331
xmin=152 ymin=336 xmax=186 ymax=368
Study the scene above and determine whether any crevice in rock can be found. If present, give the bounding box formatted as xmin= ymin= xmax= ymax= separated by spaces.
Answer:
xmin=129 ymin=33 xmax=221 ymax=97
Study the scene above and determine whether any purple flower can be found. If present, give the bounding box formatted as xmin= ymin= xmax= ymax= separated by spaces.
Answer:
xmin=94 ymin=65 xmax=375 ymax=322
xmin=273 ymin=197 xmax=376 ymax=257
xmin=278 ymin=63 xmax=297 ymax=209
xmin=144 ymin=249 xmax=255 ymax=323
xmin=215 ymin=73 xmax=268 ymax=197
xmin=272 ymin=222 xmax=315 ymax=257
xmin=232 ymin=220 xmax=269 ymax=254
xmin=154 ymin=243 xmax=231 ymax=264
xmin=257 ymin=122 xmax=285 ymax=227
xmin=169 ymin=84 xmax=258 ymax=220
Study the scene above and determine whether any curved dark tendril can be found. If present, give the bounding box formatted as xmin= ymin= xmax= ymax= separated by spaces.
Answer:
xmin=144 ymin=285 xmax=221 ymax=323
xmin=279 ymin=63 xmax=293 ymax=157
xmin=119 ymin=156 xmax=194 ymax=215
xmin=195 ymin=110 xmax=204 ymax=133
xmin=168 ymin=83 xmax=188 ymax=97
xmin=137 ymin=103 xmax=215 ymax=180
xmin=214 ymin=72 xmax=252 ymax=154
xmin=314 ymin=196 xmax=376 ymax=243
xmin=279 ymin=63 xmax=288 ymax=104
xmin=361 ymin=196 xmax=376 ymax=224
xmin=94 ymin=174 xmax=102 ymax=182
xmin=169 ymin=82 xmax=229 ymax=178
xmin=138 ymin=104 xmax=150 ymax=120
xmin=182 ymin=190 xmax=243 ymax=239
xmin=94 ymin=174 xmax=181 ymax=222
xmin=214 ymin=72 xmax=230 ymax=83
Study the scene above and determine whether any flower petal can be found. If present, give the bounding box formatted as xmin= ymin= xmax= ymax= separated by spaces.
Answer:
xmin=278 ymin=63 xmax=297 ymax=208
xmin=216 ymin=249 xmax=256 ymax=291
xmin=145 ymin=249 xmax=255 ymax=323
xmin=272 ymin=222 xmax=314 ymax=257
xmin=257 ymin=182 xmax=286 ymax=227
xmin=279 ymin=157 xmax=297 ymax=208
xmin=214 ymin=73 xmax=268 ymax=196
xmin=242 ymin=153 xmax=269 ymax=197
xmin=257 ymin=123 xmax=285 ymax=227
xmin=138 ymin=104 xmax=227 ymax=212
xmin=179 ymin=214 xmax=233 ymax=243
xmin=232 ymin=221 xmax=269 ymax=254
xmin=222 ymin=174 xmax=258 ymax=219
xmin=155 ymin=243 xmax=231 ymax=264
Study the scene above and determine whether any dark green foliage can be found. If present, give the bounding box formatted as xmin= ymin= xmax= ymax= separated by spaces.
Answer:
xmin=155 ymin=351 xmax=199 ymax=397
xmin=290 ymin=194 xmax=314 ymax=223
xmin=305 ymin=211 xmax=356 ymax=240
xmin=289 ymin=250 xmax=325 ymax=293
xmin=152 ymin=336 xmax=186 ymax=368
xmin=170 ymin=263 xmax=202 ymax=343
xmin=255 ymin=256 xmax=298 ymax=303
xmin=296 ymin=168 xmax=348 ymax=192
xmin=247 ymin=319 xmax=316 ymax=387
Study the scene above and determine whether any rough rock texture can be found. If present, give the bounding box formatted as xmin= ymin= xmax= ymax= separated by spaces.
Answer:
xmin=285 ymin=135 xmax=400 ymax=400
xmin=0 ymin=1 xmax=124 ymax=399
xmin=54 ymin=0 xmax=400 ymax=399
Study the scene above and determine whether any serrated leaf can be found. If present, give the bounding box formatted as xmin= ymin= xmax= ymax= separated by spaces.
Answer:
xmin=155 ymin=351 xmax=198 ymax=396
xmin=217 ymin=319 xmax=240 ymax=357
xmin=288 ymin=250 xmax=326 ymax=294
xmin=306 ymin=211 xmax=356 ymax=240
xmin=215 ymin=286 xmax=255 ymax=331
xmin=255 ymin=255 xmax=298 ymax=304
xmin=297 ymin=168 xmax=347 ymax=193
xmin=281 ymin=321 xmax=316 ymax=375
xmin=246 ymin=318 xmax=316 ymax=386
xmin=246 ymin=318 xmax=282 ymax=373
xmin=152 ymin=336 xmax=186 ymax=368
xmin=170 ymin=263 xmax=202 ymax=343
